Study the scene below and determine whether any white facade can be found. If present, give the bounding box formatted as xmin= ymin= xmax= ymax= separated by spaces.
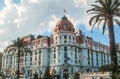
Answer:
xmin=1 ymin=16 xmax=120 ymax=78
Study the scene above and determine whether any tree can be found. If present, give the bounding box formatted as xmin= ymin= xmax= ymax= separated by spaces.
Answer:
xmin=10 ymin=38 xmax=30 ymax=79
xmin=0 ymin=52 xmax=2 ymax=71
xmin=99 ymin=64 xmax=111 ymax=72
xmin=87 ymin=0 xmax=120 ymax=78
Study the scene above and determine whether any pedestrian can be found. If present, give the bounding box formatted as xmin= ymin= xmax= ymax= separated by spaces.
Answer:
xmin=31 ymin=74 xmax=34 ymax=79
xmin=34 ymin=72 xmax=38 ymax=79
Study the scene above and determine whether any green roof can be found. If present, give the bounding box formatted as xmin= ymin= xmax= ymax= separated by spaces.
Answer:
xmin=62 ymin=16 xmax=68 ymax=20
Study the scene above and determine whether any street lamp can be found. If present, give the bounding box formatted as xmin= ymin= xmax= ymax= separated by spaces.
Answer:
xmin=50 ymin=68 xmax=56 ymax=79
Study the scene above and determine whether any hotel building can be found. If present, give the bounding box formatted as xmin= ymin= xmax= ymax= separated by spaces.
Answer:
xmin=1 ymin=16 xmax=120 ymax=78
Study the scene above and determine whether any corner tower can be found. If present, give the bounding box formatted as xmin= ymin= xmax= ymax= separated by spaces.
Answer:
xmin=51 ymin=16 xmax=78 ymax=79
xmin=53 ymin=16 xmax=76 ymax=45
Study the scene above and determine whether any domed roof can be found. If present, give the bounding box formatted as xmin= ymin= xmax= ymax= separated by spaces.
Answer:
xmin=54 ymin=16 xmax=75 ymax=33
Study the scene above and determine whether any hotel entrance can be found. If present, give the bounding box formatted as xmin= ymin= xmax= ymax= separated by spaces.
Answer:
xmin=63 ymin=69 xmax=69 ymax=79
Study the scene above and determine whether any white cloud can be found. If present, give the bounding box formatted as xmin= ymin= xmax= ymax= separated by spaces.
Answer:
xmin=0 ymin=29 xmax=5 ymax=34
xmin=1 ymin=0 xmax=118 ymax=52
xmin=4 ymin=0 xmax=14 ymax=8
xmin=16 ymin=5 xmax=27 ymax=17
xmin=28 ymin=0 xmax=41 ymax=4
xmin=48 ymin=14 xmax=59 ymax=29
xmin=74 ymin=0 xmax=88 ymax=8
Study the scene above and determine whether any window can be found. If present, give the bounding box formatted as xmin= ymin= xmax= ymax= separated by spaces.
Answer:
xmin=64 ymin=47 xmax=67 ymax=51
xmin=54 ymin=53 xmax=56 ymax=59
xmin=39 ymin=56 xmax=41 ymax=60
xmin=104 ymin=54 xmax=106 ymax=64
xmin=69 ymin=36 xmax=71 ymax=39
xmin=91 ymin=52 xmax=93 ymax=61
xmin=64 ymin=24 xmax=67 ymax=29
xmin=64 ymin=35 xmax=67 ymax=39
xmin=88 ymin=49 xmax=89 ymax=54
xmin=39 ymin=50 xmax=41 ymax=54
xmin=107 ymin=54 xmax=109 ymax=63
xmin=101 ymin=53 xmax=103 ymax=65
xmin=35 ymin=56 xmax=37 ymax=61
xmin=88 ymin=52 xmax=90 ymax=60
xmin=48 ymin=54 xmax=50 ymax=59
xmin=60 ymin=36 xmax=61 ymax=39
xmin=75 ymin=53 xmax=77 ymax=59
xmin=54 ymin=48 xmax=56 ymax=52
xmin=75 ymin=48 xmax=77 ymax=52
xmin=75 ymin=60 xmax=77 ymax=63
xmin=30 ymin=57 xmax=32 ymax=61
xmin=64 ymin=53 xmax=67 ymax=58
xmin=35 ymin=51 xmax=37 ymax=55
xmin=69 ymin=27 xmax=71 ymax=31
xmin=64 ymin=41 xmax=66 ymax=43
xmin=30 ymin=52 xmax=32 ymax=56
xmin=88 ymin=61 xmax=90 ymax=65
xmin=73 ymin=36 xmax=74 ymax=40
xmin=56 ymin=36 xmax=57 ymax=40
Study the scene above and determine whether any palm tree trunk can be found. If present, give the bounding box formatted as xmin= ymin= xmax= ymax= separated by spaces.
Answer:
xmin=106 ymin=18 xmax=118 ymax=74
xmin=17 ymin=49 xmax=20 ymax=79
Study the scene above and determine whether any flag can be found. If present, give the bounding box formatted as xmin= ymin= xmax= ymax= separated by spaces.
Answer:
xmin=64 ymin=9 xmax=67 ymax=13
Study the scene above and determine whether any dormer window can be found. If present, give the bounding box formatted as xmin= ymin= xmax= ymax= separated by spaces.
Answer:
xmin=64 ymin=24 xmax=67 ymax=30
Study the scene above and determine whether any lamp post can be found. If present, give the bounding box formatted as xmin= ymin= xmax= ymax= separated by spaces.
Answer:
xmin=50 ymin=68 xmax=56 ymax=79
xmin=39 ymin=71 xmax=43 ymax=79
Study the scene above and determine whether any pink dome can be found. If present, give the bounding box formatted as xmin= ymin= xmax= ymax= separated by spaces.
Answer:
xmin=54 ymin=16 xmax=75 ymax=33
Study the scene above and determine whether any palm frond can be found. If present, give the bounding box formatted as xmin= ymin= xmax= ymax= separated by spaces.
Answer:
xmin=97 ymin=18 xmax=104 ymax=29
xmin=113 ymin=10 xmax=120 ymax=17
xmin=87 ymin=8 xmax=95 ymax=13
xmin=98 ymin=0 xmax=107 ymax=10
xmin=89 ymin=15 xmax=101 ymax=26
xmin=111 ymin=0 xmax=119 ymax=9
xmin=114 ymin=19 xmax=120 ymax=27
xmin=87 ymin=0 xmax=120 ymax=34
xmin=102 ymin=20 xmax=106 ymax=34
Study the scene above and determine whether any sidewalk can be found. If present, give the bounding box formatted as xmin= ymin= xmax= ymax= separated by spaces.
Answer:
xmin=0 ymin=76 xmax=2 ymax=79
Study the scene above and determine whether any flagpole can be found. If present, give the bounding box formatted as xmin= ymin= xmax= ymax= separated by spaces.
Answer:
xmin=63 ymin=9 xmax=67 ymax=16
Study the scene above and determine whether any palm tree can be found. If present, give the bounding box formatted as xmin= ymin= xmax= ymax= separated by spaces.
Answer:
xmin=10 ymin=37 xmax=30 ymax=79
xmin=87 ymin=0 xmax=120 ymax=77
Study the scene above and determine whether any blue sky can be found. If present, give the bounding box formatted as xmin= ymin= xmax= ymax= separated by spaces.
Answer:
xmin=0 ymin=0 xmax=120 ymax=52
xmin=0 ymin=0 xmax=4 ymax=10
